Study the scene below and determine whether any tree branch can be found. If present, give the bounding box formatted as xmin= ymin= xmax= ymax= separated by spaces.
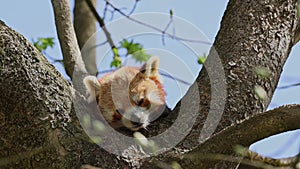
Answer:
xmin=74 ymin=0 xmax=97 ymax=75
xmin=85 ymin=0 xmax=116 ymax=50
xmin=181 ymin=104 xmax=300 ymax=168
xmin=0 ymin=20 xmax=126 ymax=169
xmin=95 ymin=0 xmax=211 ymax=45
xmin=1 ymin=0 xmax=299 ymax=168
xmin=293 ymin=21 xmax=300 ymax=46
xmin=0 ymin=20 xmax=74 ymax=168
xmin=138 ymin=105 xmax=300 ymax=168
xmin=181 ymin=0 xmax=299 ymax=148
xmin=51 ymin=0 xmax=87 ymax=80
xmin=244 ymin=149 xmax=300 ymax=168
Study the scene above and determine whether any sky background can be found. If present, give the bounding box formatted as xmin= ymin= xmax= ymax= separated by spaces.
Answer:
xmin=0 ymin=0 xmax=299 ymax=159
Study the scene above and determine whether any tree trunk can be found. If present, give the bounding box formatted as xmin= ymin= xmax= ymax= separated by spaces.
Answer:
xmin=143 ymin=0 xmax=299 ymax=168
xmin=0 ymin=21 xmax=125 ymax=169
xmin=0 ymin=0 xmax=299 ymax=168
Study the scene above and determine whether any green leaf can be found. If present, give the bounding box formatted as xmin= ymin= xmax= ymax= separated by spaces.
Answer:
xmin=119 ymin=39 xmax=152 ymax=63
xmin=33 ymin=37 xmax=55 ymax=52
xmin=110 ymin=56 xmax=122 ymax=68
xmin=132 ymin=50 xmax=151 ymax=62
xmin=82 ymin=114 xmax=91 ymax=128
xmin=92 ymin=120 xmax=106 ymax=133
xmin=169 ymin=9 xmax=173 ymax=18
xmin=120 ymin=39 xmax=130 ymax=48
xmin=197 ymin=54 xmax=207 ymax=64
xmin=90 ymin=136 xmax=102 ymax=144
xmin=120 ymin=39 xmax=144 ymax=56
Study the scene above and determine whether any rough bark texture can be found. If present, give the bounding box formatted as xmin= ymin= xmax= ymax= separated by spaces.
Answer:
xmin=74 ymin=0 xmax=97 ymax=76
xmin=143 ymin=0 xmax=299 ymax=168
xmin=213 ymin=0 xmax=297 ymax=130
xmin=0 ymin=0 xmax=300 ymax=168
xmin=186 ymin=104 xmax=300 ymax=168
xmin=0 ymin=21 xmax=127 ymax=169
xmin=0 ymin=20 xmax=73 ymax=168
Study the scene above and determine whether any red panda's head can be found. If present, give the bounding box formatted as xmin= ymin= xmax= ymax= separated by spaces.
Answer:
xmin=123 ymin=57 xmax=166 ymax=130
xmin=83 ymin=57 xmax=166 ymax=131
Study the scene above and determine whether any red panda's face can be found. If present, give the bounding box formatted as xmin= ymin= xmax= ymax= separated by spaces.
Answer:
xmin=116 ymin=73 xmax=166 ymax=131
xmin=130 ymin=74 xmax=165 ymax=108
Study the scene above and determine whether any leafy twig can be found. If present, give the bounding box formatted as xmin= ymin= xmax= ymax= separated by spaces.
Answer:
xmin=161 ymin=10 xmax=174 ymax=45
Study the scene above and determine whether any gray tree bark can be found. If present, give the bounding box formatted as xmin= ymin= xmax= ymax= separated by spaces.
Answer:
xmin=0 ymin=0 xmax=300 ymax=168
xmin=143 ymin=0 xmax=300 ymax=168
xmin=51 ymin=0 xmax=87 ymax=80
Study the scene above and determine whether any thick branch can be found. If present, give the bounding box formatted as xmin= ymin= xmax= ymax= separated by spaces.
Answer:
xmin=1 ymin=0 xmax=299 ymax=168
xmin=51 ymin=0 xmax=87 ymax=80
xmin=141 ymin=0 xmax=300 ymax=168
xmin=140 ymin=105 xmax=300 ymax=168
xmin=0 ymin=20 xmax=73 ymax=168
xmin=0 ymin=20 xmax=126 ymax=169
xmin=184 ymin=104 xmax=300 ymax=168
xmin=177 ymin=0 xmax=298 ymax=151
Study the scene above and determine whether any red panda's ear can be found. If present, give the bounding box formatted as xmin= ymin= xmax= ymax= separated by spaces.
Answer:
xmin=83 ymin=76 xmax=101 ymax=103
xmin=140 ymin=56 xmax=160 ymax=78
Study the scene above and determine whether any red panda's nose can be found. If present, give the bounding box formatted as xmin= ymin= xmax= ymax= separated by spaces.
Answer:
xmin=137 ymin=98 xmax=150 ymax=108
xmin=131 ymin=113 xmax=142 ymax=124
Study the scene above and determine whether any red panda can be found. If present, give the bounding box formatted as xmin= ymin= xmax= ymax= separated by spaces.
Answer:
xmin=83 ymin=57 xmax=166 ymax=131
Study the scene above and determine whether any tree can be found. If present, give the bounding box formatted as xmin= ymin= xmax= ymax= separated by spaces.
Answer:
xmin=0 ymin=0 xmax=299 ymax=168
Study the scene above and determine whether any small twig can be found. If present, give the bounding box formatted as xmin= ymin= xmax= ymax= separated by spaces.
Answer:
xmin=110 ymin=7 xmax=127 ymax=21
xmin=160 ymin=72 xmax=191 ymax=86
xmin=102 ymin=1 xmax=109 ymax=20
xmin=95 ymin=69 xmax=191 ymax=86
xmin=104 ymin=0 xmax=211 ymax=45
xmin=277 ymin=82 xmax=300 ymax=89
xmin=162 ymin=15 xmax=174 ymax=45
xmin=128 ymin=0 xmax=140 ymax=15
xmin=85 ymin=0 xmax=116 ymax=50
xmin=88 ymin=40 xmax=109 ymax=51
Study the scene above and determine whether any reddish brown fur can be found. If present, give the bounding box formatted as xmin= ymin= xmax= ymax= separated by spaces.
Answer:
xmin=84 ymin=57 xmax=166 ymax=130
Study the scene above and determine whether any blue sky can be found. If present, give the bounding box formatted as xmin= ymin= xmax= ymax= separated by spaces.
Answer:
xmin=0 ymin=0 xmax=299 ymax=159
